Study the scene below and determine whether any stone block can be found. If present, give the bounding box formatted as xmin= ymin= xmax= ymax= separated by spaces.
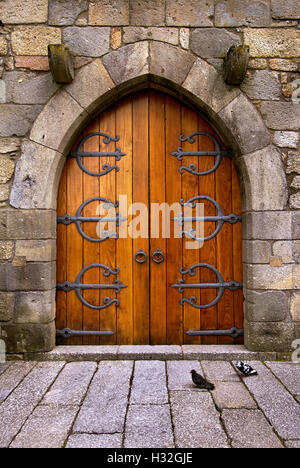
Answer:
xmin=28 ymin=345 xmax=119 ymax=361
xmin=14 ymin=290 xmax=55 ymax=324
xmin=244 ymin=264 xmax=293 ymax=290
xmin=2 ymin=321 xmax=56 ymax=353
xmin=118 ymin=345 xmax=182 ymax=360
xmin=201 ymin=361 xmax=240 ymax=382
xmin=15 ymin=56 xmax=50 ymax=71
xmin=125 ymin=405 xmax=174 ymax=448
xmin=0 ymin=137 xmax=20 ymax=154
xmin=0 ymin=0 xmax=48 ymax=24
xmin=89 ymin=0 xmax=129 ymax=26
xmin=49 ymin=0 xmax=88 ymax=26
xmin=167 ymin=361 xmax=203 ymax=391
xmin=179 ymin=28 xmax=189 ymax=49
xmin=273 ymin=241 xmax=293 ymax=264
xmin=12 ymin=27 xmax=62 ymax=56
xmin=123 ymin=27 xmax=178 ymax=45
xmin=66 ymin=59 xmax=114 ymax=115
xmin=130 ymin=0 xmax=165 ymax=26
xmin=266 ymin=362 xmax=300 ymax=394
xmin=273 ymin=131 xmax=299 ymax=149
xmin=270 ymin=59 xmax=300 ymax=72
xmin=293 ymin=212 xmax=300 ymax=240
xmin=0 ymin=37 xmax=7 ymax=56
xmin=0 ymin=210 xmax=56 ymax=241
xmin=0 ymin=105 xmax=42 ymax=137
xmin=286 ymin=151 xmax=300 ymax=174
xmin=111 ymin=27 xmax=122 ymax=49
xmin=244 ymin=289 xmax=288 ymax=322
xmin=291 ymin=177 xmax=300 ymax=190
xmin=0 ymin=156 xmax=15 ymax=183
xmin=241 ymin=70 xmax=281 ymax=101
xmin=0 ymin=262 xmax=56 ymax=291
xmin=271 ymin=0 xmax=300 ymax=19
xmin=10 ymin=404 xmax=78 ymax=449
xmin=248 ymin=58 xmax=268 ymax=70
xmin=290 ymin=193 xmax=300 ymax=210
xmin=130 ymin=361 xmax=168 ymax=404
xmin=245 ymin=322 xmax=295 ymax=352
xmin=102 ymin=42 xmax=149 ymax=85
xmin=0 ymin=292 xmax=14 ymax=322
xmin=10 ymin=140 xmax=64 ymax=210
xmin=243 ymin=240 xmax=271 ymax=264
xmin=150 ymin=42 xmax=195 ymax=85
xmin=222 ymin=409 xmax=283 ymax=448
xmin=30 ymin=90 xmax=88 ymax=154
xmin=241 ymin=146 xmax=287 ymax=211
xmin=62 ymin=26 xmax=110 ymax=57
xmin=261 ymin=102 xmax=300 ymax=131
xmin=0 ymin=240 xmax=14 ymax=260
xmin=219 ymin=94 xmax=270 ymax=154
xmin=15 ymin=240 xmax=56 ymax=262
xmin=0 ymin=362 xmax=36 ymax=403
xmin=244 ymin=29 xmax=300 ymax=58
xmin=166 ymin=0 xmax=214 ymax=27
xmin=215 ymin=0 xmax=270 ymax=27
xmin=291 ymin=293 xmax=300 ymax=321
xmin=3 ymin=71 xmax=59 ymax=105
xmin=0 ymin=185 xmax=9 ymax=202
xmin=182 ymin=345 xmax=276 ymax=361
xmin=191 ymin=28 xmax=241 ymax=59
xmin=66 ymin=433 xmax=122 ymax=449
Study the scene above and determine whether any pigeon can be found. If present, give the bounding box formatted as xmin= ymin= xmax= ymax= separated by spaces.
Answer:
xmin=190 ymin=369 xmax=215 ymax=390
xmin=235 ymin=361 xmax=258 ymax=377
xmin=0 ymin=21 xmax=4 ymax=27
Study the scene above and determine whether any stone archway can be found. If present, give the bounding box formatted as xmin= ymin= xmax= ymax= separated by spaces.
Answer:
xmin=10 ymin=42 xmax=289 ymax=352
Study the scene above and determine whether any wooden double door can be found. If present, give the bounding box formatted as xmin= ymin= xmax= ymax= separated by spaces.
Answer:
xmin=56 ymin=90 xmax=243 ymax=345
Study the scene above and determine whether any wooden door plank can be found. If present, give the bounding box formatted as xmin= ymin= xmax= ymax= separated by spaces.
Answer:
xmin=181 ymin=105 xmax=200 ymax=345
xmin=132 ymin=91 xmax=150 ymax=344
xmin=116 ymin=96 xmax=134 ymax=344
xmin=165 ymin=95 xmax=183 ymax=344
xmin=82 ymin=120 xmax=101 ymax=344
xmin=215 ymin=141 xmax=234 ymax=345
xmin=99 ymin=107 xmax=117 ymax=344
xmin=149 ymin=90 xmax=167 ymax=344
xmin=198 ymin=118 xmax=218 ymax=344
xmin=66 ymin=142 xmax=84 ymax=344
xmin=232 ymin=160 xmax=244 ymax=344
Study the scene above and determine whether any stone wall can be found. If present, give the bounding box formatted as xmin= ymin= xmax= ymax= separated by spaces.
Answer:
xmin=0 ymin=0 xmax=299 ymax=354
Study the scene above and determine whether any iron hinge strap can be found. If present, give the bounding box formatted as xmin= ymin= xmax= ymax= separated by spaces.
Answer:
xmin=56 ymin=328 xmax=114 ymax=339
xmin=186 ymin=328 xmax=244 ymax=338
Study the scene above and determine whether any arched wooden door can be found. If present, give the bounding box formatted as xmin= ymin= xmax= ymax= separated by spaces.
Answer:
xmin=56 ymin=90 xmax=243 ymax=345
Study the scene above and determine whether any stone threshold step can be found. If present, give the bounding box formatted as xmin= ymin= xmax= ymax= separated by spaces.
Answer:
xmin=19 ymin=345 xmax=278 ymax=362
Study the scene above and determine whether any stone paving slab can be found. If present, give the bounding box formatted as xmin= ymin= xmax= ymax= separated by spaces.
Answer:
xmin=285 ymin=440 xmax=300 ymax=448
xmin=118 ymin=345 xmax=182 ymax=360
xmin=167 ymin=361 xmax=203 ymax=391
xmin=182 ymin=345 xmax=277 ymax=361
xmin=10 ymin=404 xmax=78 ymax=448
xmin=0 ymin=362 xmax=12 ymax=376
xmin=66 ymin=433 xmax=123 ymax=449
xmin=73 ymin=361 xmax=133 ymax=434
xmin=130 ymin=361 xmax=168 ymax=404
xmin=125 ymin=405 xmax=174 ymax=448
xmin=265 ymin=362 xmax=300 ymax=396
xmin=212 ymin=382 xmax=257 ymax=409
xmin=170 ymin=391 xmax=229 ymax=448
xmin=41 ymin=362 xmax=97 ymax=406
xmin=0 ymin=361 xmax=36 ymax=403
xmin=201 ymin=360 xmax=240 ymax=382
xmin=0 ymin=362 xmax=65 ymax=448
xmin=241 ymin=361 xmax=300 ymax=440
xmin=221 ymin=409 xmax=283 ymax=448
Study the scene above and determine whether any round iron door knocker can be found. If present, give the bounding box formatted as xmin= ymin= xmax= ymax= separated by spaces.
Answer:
xmin=152 ymin=249 xmax=165 ymax=264
xmin=135 ymin=249 xmax=148 ymax=264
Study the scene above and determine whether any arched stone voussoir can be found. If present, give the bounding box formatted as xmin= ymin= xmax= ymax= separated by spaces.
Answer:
xmin=30 ymin=89 xmax=89 ymax=155
xmin=10 ymin=139 xmax=65 ymax=210
xmin=239 ymin=145 xmax=288 ymax=212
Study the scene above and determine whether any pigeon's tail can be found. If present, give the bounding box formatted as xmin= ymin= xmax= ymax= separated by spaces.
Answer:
xmin=205 ymin=381 xmax=215 ymax=391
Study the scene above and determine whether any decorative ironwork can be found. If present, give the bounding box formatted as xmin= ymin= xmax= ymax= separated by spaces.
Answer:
xmin=57 ymin=264 xmax=127 ymax=310
xmin=173 ymin=196 xmax=242 ymax=242
xmin=172 ymin=263 xmax=242 ymax=310
xmin=57 ymin=197 xmax=126 ymax=243
xmin=68 ymin=132 xmax=126 ymax=177
xmin=152 ymin=249 xmax=165 ymax=264
xmin=135 ymin=249 xmax=148 ymax=264
xmin=56 ymin=328 xmax=114 ymax=339
xmin=171 ymin=132 xmax=228 ymax=176
xmin=186 ymin=327 xmax=244 ymax=338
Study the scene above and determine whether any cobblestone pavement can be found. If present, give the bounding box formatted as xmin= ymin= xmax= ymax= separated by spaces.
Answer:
xmin=0 ymin=360 xmax=299 ymax=448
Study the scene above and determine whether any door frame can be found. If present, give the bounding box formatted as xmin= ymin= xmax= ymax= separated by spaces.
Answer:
xmin=10 ymin=45 xmax=289 ymax=353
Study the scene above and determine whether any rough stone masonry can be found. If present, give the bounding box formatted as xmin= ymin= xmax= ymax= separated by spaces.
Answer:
xmin=0 ymin=0 xmax=299 ymax=354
